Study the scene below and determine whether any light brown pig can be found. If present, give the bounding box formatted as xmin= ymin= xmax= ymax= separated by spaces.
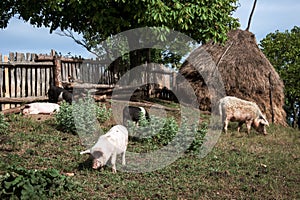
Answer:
xmin=219 ymin=96 xmax=269 ymax=135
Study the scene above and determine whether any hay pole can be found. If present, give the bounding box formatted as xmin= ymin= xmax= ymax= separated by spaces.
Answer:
xmin=246 ymin=0 xmax=257 ymax=31
xmin=269 ymin=72 xmax=275 ymax=123
xmin=216 ymin=41 xmax=234 ymax=67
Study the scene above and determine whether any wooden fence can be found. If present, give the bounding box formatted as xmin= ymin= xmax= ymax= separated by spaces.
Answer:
xmin=0 ymin=50 xmax=177 ymax=111
xmin=0 ymin=50 xmax=113 ymax=110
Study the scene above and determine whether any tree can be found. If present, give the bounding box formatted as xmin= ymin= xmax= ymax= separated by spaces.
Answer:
xmin=1 ymin=0 xmax=240 ymax=65
xmin=260 ymin=26 xmax=300 ymax=128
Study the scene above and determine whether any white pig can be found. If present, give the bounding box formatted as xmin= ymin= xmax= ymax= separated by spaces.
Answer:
xmin=80 ymin=125 xmax=128 ymax=173
xmin=22 ymin=102 xmax=60 ymax=115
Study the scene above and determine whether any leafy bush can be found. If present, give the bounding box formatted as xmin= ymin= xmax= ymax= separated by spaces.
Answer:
xmin=128 ymin=116 xmax=202 ymax=153
xmin=55 ymin=101 xmax=76 ymax=133
xmin=0 ymin=113 xmax=9 ymax=134
xmin=95 ymin=102 xmax=112 ymax=123
xmin=187 ymin=122 xmax=207 ymax=154
xmin=0 ymin=167 xmax=79 ymax=199
xmin=55 ymin=98 xmax=111 ymax=134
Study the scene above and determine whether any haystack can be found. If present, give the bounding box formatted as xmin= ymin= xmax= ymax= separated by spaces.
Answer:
xmin=178 ymin=29 xmax=286 ymax=125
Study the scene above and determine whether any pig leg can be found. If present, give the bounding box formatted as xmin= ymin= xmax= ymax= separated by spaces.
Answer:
xmin=237 ymin=121 xmax=244 ymax=132
xmin=111 ymin=152 xmax=117 ymax=173
xmin=121 ymin=151 xmax=126 ymax=165
xmin=245 ymin=121 xmax=252 ymax=134
xmin=223 ymin=119 xmax=229 ymax=134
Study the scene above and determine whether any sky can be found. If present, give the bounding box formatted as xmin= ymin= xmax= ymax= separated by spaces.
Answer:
xmin=0 ymin=0 xmax=299 ymax=59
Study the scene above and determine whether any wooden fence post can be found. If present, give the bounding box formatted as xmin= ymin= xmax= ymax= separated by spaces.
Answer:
xmin=54 ymin=57 xmax=62 ymax=87
xmin=4 ymin=55 xmax=10 ymax=109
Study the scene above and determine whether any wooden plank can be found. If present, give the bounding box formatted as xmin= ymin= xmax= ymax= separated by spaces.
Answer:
xmin=32 ymin=67 xmax=37 ymax=96
xmin=0 ymin=62 xmax=54 ymax=66
xmin=15 ymin=66 xmax=22 ymax=97
xmin=41 ymin=67 xmax=46 ymax=96
xmin=75 ymin=63 xmax=80 ymax=80
xmin=28 ymin=67 xmax=32 ymax=96
xmin=36 ymin=67 xmax=41 ymax=96
xmin=0 ymin=96 xmax=48 ymax=103
xmin=27 ymin=67 xmax=32 ymax=97
xmin=1 ymin=105 xmax=25 ymax=115
xmin=0 ymin=65 xmax=2 ymax=98
xmin=9 ymin=52 xmax=14 ymax=61
xmin=26 ymin=53 xmax=31 ymax=61
xmin=45 ymin=67 xmax=50 ymax=95
xmin=21 ymin=66 xmax=26 ymax=97
xmin=61 ymin=62 xmax=65 ymax=82
xmin=71 ymin=63 xmax=76 ymax=80
xmin=81 ymin=63 xmax=86 ymax=82
xmin=67 ymin=62 xmax=71 ymax=81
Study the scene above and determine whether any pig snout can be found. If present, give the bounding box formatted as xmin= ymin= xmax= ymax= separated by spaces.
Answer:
xmin=92 ymin=159 xmax=102 ymax=169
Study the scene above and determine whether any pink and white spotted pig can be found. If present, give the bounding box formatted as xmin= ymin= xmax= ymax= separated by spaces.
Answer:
xmin=22 ymin=102 xmax=60 ymax=115
xmin=80 ymin=125 xmax=128 ymax=173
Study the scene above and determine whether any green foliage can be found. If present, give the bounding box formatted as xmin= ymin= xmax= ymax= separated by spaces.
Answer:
xmin=55 ymin=99 xmax=111 ymax=134
xmin=260 ymin=26 xmax=300 ymax=127
xmin=128 ymin=116 xmax=204 ymax=153
xmin=187 ymin=122 xmax=207 ymax=154
xmin=0 ymin=167 xmax=80 ymax=199
xmin=95 ymin=103 xmax=112 ymax=123
xmin=55 ymin=101 xmax=76 ymax=133
xmin=0 ymin=0 xmax=239 ymax=43
xmin=1 ymin=0 xmax=240 ymax=69
xmin=0 ymin=113 xmax=9 ymax=134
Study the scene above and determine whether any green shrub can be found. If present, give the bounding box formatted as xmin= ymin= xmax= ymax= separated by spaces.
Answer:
xmin=187 ymin=122 xmax=207 ymax=154
xmin=0 ymin=113 xmax=9 ymax=134
xmin=0 ymin=167 xmax=80 ymax=199
xmin=55 ymin=98 xmax=111 ymax=135
xmin=128 ymin=116 xmax=202 ymax=153
xmin=55 ymin=101 xmax=76 ymax=133
xmin=95 ymin=102 xmax=112 ymax=123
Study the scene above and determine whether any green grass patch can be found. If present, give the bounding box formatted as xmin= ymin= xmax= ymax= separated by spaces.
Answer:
xmin=0 ymin=112 xmax=299 ymax=199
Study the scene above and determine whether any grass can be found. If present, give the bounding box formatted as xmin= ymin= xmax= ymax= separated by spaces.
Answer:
xmin=0 ymin=113 xmax=299 ymax=199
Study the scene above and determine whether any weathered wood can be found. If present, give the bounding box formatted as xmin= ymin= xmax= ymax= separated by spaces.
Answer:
xmin=26 ymin=53 xmax=31 ymax=61
xmin=111 ymin=99 xmax=180 ymax=112
xmin=1 ymin=105 xmax=25 ymax=115
xmin=0 ymin=97 xmax=48 ymax=103
xmin=36 ymin=67 xmax=41 ymax=95
xmin=41 ymin=67 xmax=46 ymax=96
xmin=54 ymin=58 xmax=62 ymax=87
xmin=4 ymin=56 xmax=10 ymax=110
xmin=0 ymin=62 xmax=54 ymax=66
xmin=71 ymin=82 xmax=114 ymax=89
xmin=16 ymin=67 xmax=21 ymax=97
xmin=27 ymin=67 xmax=32 ymax=96
xmin=93 ymin=94 xmax=107 ymax=102
xmin=9 ymin=52 xmax=14 ymax=61
xmin=32 ymin=67 xmax=36 ymax=96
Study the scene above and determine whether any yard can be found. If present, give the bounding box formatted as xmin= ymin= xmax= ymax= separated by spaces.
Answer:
xmin=0 ymin=101 xmax=299 ymax=199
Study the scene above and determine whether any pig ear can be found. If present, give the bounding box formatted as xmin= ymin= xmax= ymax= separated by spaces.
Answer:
xmin=259 ymin=116 xmax=269 ymax=126
xmin=80 ymin=149 xmax=91 ymax=155
xmin=92 ymin=150 xmax=103 ymax=158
